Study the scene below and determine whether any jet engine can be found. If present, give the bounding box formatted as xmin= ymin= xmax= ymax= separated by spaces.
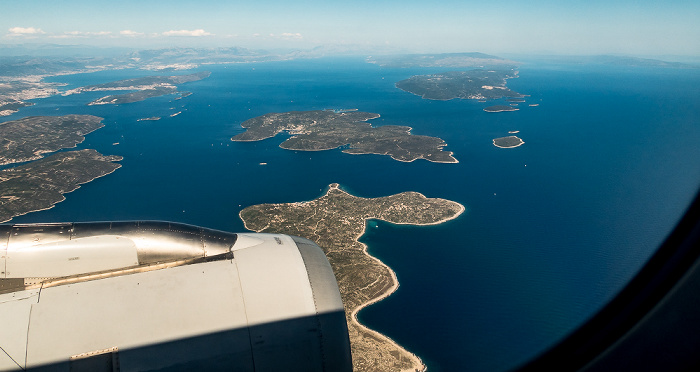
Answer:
xmin=0 ymin=221 xmax=351 ymax=372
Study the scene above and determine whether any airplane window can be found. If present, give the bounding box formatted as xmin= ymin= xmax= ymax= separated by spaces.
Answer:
xmin=1 ymin=1 xmax=698 ymax=371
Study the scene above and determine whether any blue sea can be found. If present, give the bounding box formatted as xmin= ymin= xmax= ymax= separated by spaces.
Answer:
xmin=7 ymin=57 xmax=700 ymax=371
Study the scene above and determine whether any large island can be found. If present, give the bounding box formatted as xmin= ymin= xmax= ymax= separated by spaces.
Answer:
xmin=63 ymin=71 xmax=211 ymax=105
xmin=0 ymin=115 xmax=105 ymax=165
xmin=231 ymin=110 xmax=458 ymax=163
xmin=0 ymin=114 xmax=122 ymax=222
xmin=240 ymin=183 xmax=465 ymax=372
xmin=88 ymin=86 xmax=178 ymax=105
xmin=0 ymin=149 xmax=122 ymax=223
xmin=396 ymin=70 xmax=523 ymax=101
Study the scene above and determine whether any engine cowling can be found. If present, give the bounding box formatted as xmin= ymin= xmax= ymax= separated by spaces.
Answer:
xmin=0 ymin=222 xmax=351 ymax=372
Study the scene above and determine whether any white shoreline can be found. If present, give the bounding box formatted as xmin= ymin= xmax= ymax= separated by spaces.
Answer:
xmin=484 ymin=107 xmax=520 ymax=113
xmin=234 ymin=111 xmax=458 ymax=164
xmin=493 ymin=136 xmax=525 ymax=148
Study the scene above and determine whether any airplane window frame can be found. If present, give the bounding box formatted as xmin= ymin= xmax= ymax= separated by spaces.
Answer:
xmin=518 ymin=188 xmax=700 ymax=371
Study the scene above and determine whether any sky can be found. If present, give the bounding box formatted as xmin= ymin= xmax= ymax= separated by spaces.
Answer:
xmin=2 ymin=0 xmax=699 ymax=57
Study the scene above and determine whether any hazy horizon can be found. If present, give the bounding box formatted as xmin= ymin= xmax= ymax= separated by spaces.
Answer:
xmin=2 ymin=0 xmax=699 ymax=58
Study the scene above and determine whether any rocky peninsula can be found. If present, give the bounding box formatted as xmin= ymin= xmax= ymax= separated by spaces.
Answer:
xmin=240 ymin=183 xmax=464 ymax=372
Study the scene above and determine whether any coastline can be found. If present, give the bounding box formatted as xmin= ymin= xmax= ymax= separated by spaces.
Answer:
xmin=348 ymin=192 xmax=464 ymax=372
xmin=0 ymin=162 xmax=122 ymax=224
xmin=0 ymin=115 xmax=105 ymax=166
xmin=348 ymin=231 xmax=427 ymax=372
xmin=341 ymin=146 xmax=459 ymax=164
xmin=484 ymin=107 xmax=519 ymax=113
xmin=493 ymin=143 xmax=524 ymax=148
xmin=233 ymin=112 xmax=458 ymax=164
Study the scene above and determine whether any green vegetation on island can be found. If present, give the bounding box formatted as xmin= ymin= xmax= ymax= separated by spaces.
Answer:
xmin=231 ymin=110 xmax=458 ymax=163
xmin=0 ymin=149 xmax=122 ymax=223
xmin=240 ymin=183 xmax=464 ymax=372
xmin=493 ymin=136 xmax=525 ymax=148
xmin=0 ymin=115 xmax=104 ymax=165
xmin=484 ymin=105 xmax=519 ymax=113
xmin=396 ymin=70 xmax=523 ymax=101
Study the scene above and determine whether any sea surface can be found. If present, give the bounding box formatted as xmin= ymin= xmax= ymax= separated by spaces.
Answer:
xmin=7 ymin=57 xmax=700 ymax=371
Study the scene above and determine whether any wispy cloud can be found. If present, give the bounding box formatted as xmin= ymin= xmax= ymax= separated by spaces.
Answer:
xmin=162 ymin=29 xmax=213 ymax=37
xmin=251 ymin=32 xmax=303 ymax=41
xmin=7 ymin=26 xmax=45 ymax=37
xmin=50 ymin=30 xmax=112 ymax=39
xmin=280 ymin=32 xmax=303 ymax=40
xmin=120 ymin=30 xmax=144 ymax=37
